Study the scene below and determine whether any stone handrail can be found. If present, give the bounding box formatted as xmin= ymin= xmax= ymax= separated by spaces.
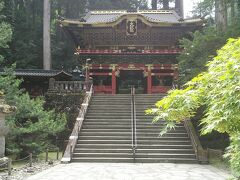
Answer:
xmin=49 ymin=78 xmax=85 ymax=93
xmin=61 ymin=85 xmax=93 ymax=163
xmin=184 ymin=119 xmax=208 ymax=163
xmin=131 ymin=86 xmax=137 ymax=161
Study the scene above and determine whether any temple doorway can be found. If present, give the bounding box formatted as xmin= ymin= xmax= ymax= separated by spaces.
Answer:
xmin=117 ymin=70 xmax=146 ymax=94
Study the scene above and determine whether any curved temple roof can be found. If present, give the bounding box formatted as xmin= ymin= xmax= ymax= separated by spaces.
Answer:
xmin=59 ymin=10 xmax=203 ymax=26
xmin=84 ymin=10 xmax=182 ymax=23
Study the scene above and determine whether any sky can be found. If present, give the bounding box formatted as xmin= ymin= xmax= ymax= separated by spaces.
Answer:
xmin=184 ymin=0 xmax=199 ymax=18
xmin=147 ymin=0 xmax=200 ymax=18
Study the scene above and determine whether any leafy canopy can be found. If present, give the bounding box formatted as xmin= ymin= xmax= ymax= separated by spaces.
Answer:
xmin=1 ymin=0 xmax=67 ymax=155
xmin=147 ymin=38 xmax=240 ymax=177
xmin=0 ymin=68 xmax=67 ymax=155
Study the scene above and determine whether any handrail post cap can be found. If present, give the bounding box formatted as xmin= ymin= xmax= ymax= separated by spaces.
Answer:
xmin=77 ymin=117 xmax=84 ymax=121
xmin=69 ymin=136 xmax=77 ymax=140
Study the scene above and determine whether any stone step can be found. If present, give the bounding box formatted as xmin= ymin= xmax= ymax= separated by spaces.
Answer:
xmin=73 ymin=153 xmax=195 ymax=159
xmin=71 ymin=157 xmax=134 ymax=163
xmin=81 ymin=129 xmax=186 ymax=133
xmin=82 ymin=122 xmax=175 ymax=126
xmin=81 ymin=127 xmax=184 ymax=131
xmin=75 ymin=144 xmax=193 ymax=149
xmin=91 ymin=99 xmax=130 ymax=101
xmin=71 ymin=157 xmax=197 ymax=163
xmin=135 ymin=158 xmax=198 ymax=164
xmin=74 ymin=153 xmax=133 ymax=158
xmin=77 ymin=140 xmax=191 ymax=145
xmin=87 ymin=111 xmax=131 ymax=115
xmin=74 ymin=148 xmax=194 ymax=154
xmin=75 ymin=148 xmax=132 ymax=153
xmin=85 ymin=116 xmax=155 ymax=119
xmin=79 ymin=132 xmax=188 ymax=137
xmin=78 ymin=136 xmax=189 ymax=141
xmin=83 ymin=120 xmax=182 ymax=124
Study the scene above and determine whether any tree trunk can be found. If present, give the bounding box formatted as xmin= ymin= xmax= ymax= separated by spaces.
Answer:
xmin=43 ymin=0 xmax=51 ymax=70
xmin=175 ymin=0 xmax=184 ymax=17
xmin=152 ymin=0 xmax=157 ymax=10
xmin=163 ymin=0 xmax=169 ymax=9
xmin=215 ymin=0 xmax=227 ymax=32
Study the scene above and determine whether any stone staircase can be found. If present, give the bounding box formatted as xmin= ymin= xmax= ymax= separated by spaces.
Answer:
xmin=72 ymin=94 xmax=133 ymax=162
xmin=71 ymin=94 xmax=197 ymax=163
xmin=135 ymin=94 xmax=197 ymax=163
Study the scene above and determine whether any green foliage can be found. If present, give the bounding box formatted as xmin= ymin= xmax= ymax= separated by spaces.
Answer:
xmin=192 ymin=0 xmax=215 ymax=18
xmin=1 ymin=0 xmax=149 ymax=70
xmin=147 ymin=38 xmax=240 ymax=177
xmin=225 ymin=135 xmax=240 ymax=178
xmin=0 ymin=0 xmax=12 ymax=63
xmin=0 ymin=69 xmax=67 ymax=156
xmin=178 ymin=25 xmax=240 ymax=85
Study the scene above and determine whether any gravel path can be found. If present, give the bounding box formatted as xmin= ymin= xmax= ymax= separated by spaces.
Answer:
xmin=0 ymin=161 xmax=60 ymax=180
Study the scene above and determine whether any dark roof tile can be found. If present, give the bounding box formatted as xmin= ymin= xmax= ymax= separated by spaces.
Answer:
xmin=0 ymin=69 xmax=72 ymax=77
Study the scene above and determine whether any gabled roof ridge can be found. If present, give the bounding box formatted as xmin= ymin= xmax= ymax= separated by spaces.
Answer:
xmin=90 ymin=10 xmax=127 ymax=14
xmin=138 ymin=9 xmax=175 ymax=14
xmin=88 ymin=9 xmax=179 ymax=15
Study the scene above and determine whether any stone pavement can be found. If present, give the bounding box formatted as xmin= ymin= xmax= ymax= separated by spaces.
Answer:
xmin=26 ymin=163 xmax=230 ymax=180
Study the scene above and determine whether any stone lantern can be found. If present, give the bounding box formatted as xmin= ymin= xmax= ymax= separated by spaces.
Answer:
xmin=0 ymin=93 xmax=15 ymax=158
xmin=0 ymin=112 xmax=7 ymax=158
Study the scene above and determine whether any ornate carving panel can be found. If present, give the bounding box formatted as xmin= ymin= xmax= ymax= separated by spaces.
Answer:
xmin=77 ymin=19 xmax=193 ymax=48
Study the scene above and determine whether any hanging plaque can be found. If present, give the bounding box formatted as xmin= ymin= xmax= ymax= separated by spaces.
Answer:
xmin=126 ymin=20 xmax=137 ymax=36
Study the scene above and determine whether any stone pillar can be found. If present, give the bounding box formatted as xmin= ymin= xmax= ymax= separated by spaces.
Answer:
xmin=0 ymin=113 xmax=6 ymax=158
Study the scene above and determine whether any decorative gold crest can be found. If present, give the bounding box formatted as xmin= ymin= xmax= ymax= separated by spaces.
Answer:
xmin=126 ymin=20 xmax=137 ymax=36
xmin=128 ymin=64 xmax=136 ymax=69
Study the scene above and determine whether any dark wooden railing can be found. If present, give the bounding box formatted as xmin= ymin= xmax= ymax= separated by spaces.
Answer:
xmin=61 ymin=85 xmax=93 ymax=163
xmin=131 ymin=86 xmax=137 ymax=162
xmin=48 ymin=78 xmax=85 ymax=93
xmin=184 ymin=119 xmax=208 ymax=163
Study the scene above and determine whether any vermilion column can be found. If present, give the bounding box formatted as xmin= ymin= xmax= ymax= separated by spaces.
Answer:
xmin=112 ymin=68 xmax=116 ymax=94
xmin=147 ymin=67 xmax=152 ymax=94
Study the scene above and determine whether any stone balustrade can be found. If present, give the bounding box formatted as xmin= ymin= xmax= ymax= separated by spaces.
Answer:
xmin=48 ymin=78 xmax=85 ymax=93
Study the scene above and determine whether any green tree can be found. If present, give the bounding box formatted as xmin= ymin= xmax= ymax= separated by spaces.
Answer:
xmin=1 ymin=0 xmax=67 ymax=156
xmin=147 ymin=38 xmax=240 ymax=178
xmin=3 ymin=0 xmax=44 ymax=68
xmin=0 ymin=0 xmax=12 ymax=63
xmin=0 ymin=68 xmax=67 ymax=156
xmin=178 ymin=28 xmax=227 ymax=84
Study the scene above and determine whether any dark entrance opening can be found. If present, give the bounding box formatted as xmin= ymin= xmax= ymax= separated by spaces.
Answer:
xmin=117 ymin=70 xmax=146 ymax=94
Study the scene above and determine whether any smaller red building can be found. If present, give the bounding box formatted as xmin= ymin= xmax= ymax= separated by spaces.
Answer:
xmin=0 ymin=69 xmax=72 ymax=97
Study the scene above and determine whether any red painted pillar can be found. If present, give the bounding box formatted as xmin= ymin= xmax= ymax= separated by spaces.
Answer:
xmin=112 ymin=68 xmax=116 ymax=94
xmin=147 ymin=67 xmax=152 ymax=94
